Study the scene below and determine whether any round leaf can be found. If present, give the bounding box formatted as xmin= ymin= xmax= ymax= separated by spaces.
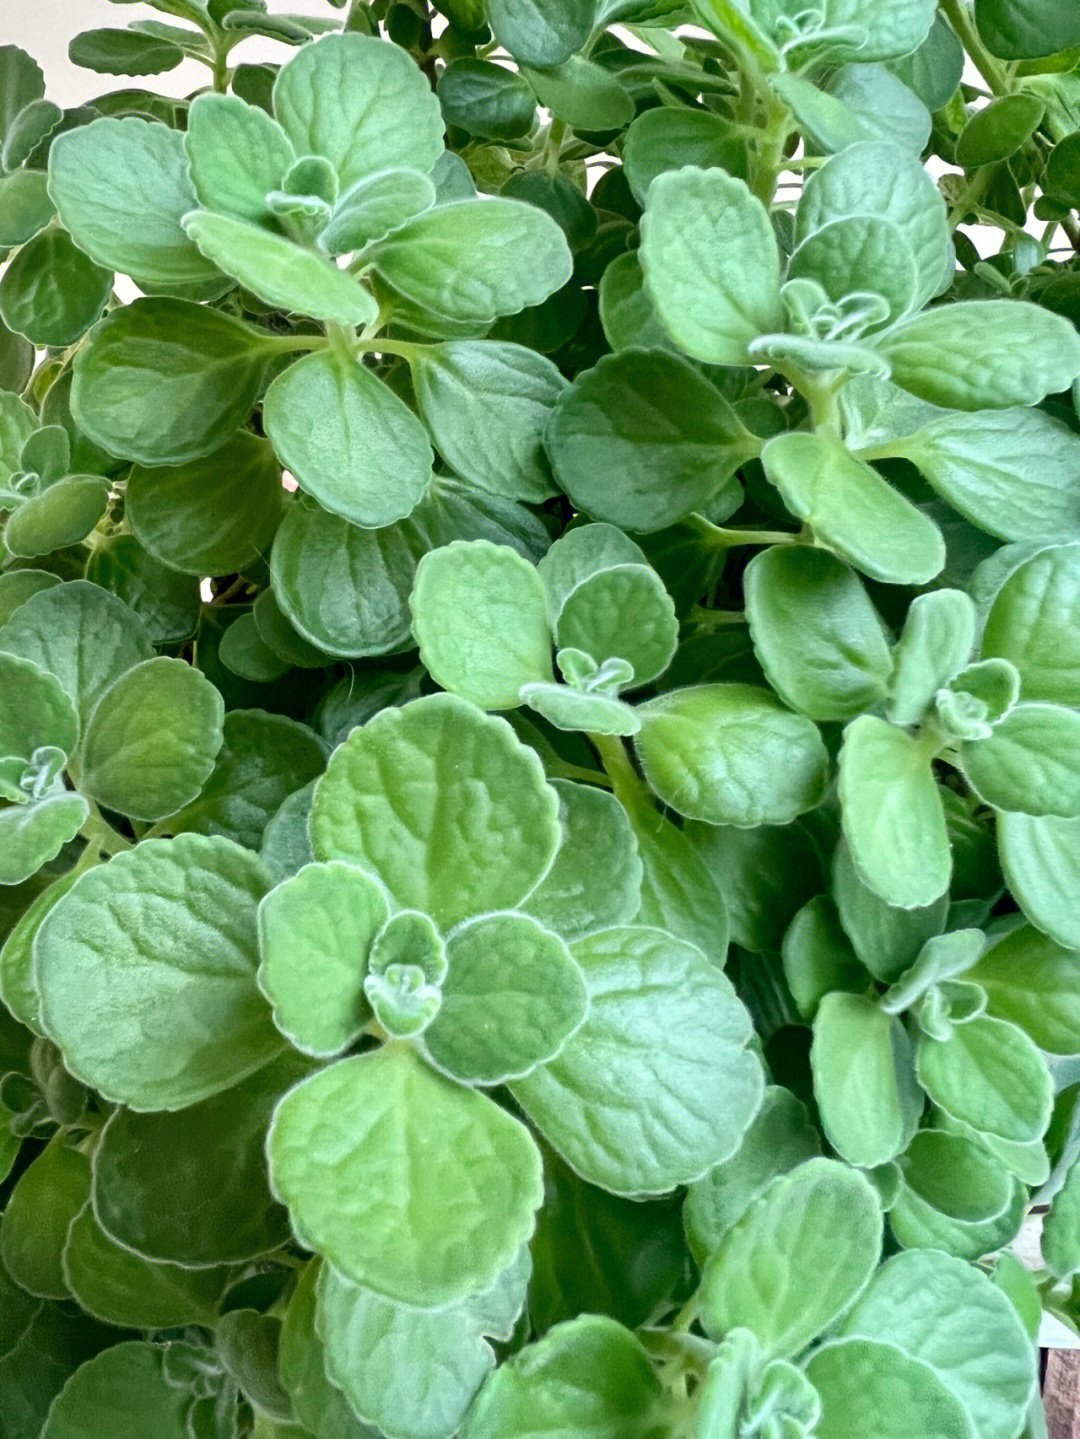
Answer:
xmin=545 ymin=348 xmax=751 ymax=533
xmin=699 ymin=1159 xmax=882 ymax=1357
xmin=982 ymin=543 xmax=1080 ymax=703
xmin=39 ymin=1342 xmax=192 ymax=1439
xmin=916 ymin=1015 xmax=1053 ymax=1144
xmin=0 ymin=652 xmax=79 ymax=761
xmin=126 ymin=430 xmax=283 ymax=577
xmin=512 ymin=925 xmax=764 ymax=1196
xmin=555 ymin=564 xmax=677 ymax=688
xmin=806 ymin=1338 xmax=977 ymax=1439
xmin=264 ymin=348 xmax=433 ymax=529
xmin=268 ymin=1044 xmax=544 ymax=1305
xmin=74 ymin=657 xmax=225 ymax=821
xmin=257 ymin=861 xmax=390 ymax=1057
xmin=311 ymin=694 xmax=560 ymax=931
xmin=960 ymin=702 xmax=1080 ymax=817
xmin=411 ymin=539 xmax=553 ymax=709
xmin=35 ymin=833 xmax=282 ymax=1110
xmin=424 ymin=912 xmax=587 ymax=1084
xmin=0 ymin=230 xmax=111 ymax=348
xmin=999 ymin=811 xmax=1080 ymax=951
xmin=634 ymin=684 xmax=829 ymax=828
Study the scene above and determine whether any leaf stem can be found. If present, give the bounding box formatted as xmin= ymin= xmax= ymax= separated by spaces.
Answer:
xmin=79 ymin=800 xmax=132 ymax=857
xmin=686 ymin=514 xmax=799 ymax=549
xmin=939 ymin=0 xmax=1010 ymax=96
xmin=589 ymin=733 xmax=650 ymax=813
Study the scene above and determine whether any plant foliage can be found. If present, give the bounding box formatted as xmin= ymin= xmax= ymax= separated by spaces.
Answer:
xmin=1 ymin=0 xmax=1080 ymax=1434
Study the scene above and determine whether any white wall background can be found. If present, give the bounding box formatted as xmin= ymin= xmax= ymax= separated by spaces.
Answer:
xmin=2 ymin=0 xmax=341 ymax=106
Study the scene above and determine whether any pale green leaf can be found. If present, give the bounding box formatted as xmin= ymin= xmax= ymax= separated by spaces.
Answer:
xmin=960 ymin=703 xmax=1080 ymax=817
xmin=424 ymin=912 xmax=587 ymax=1084
xmin=967 ymin=923 xmax=1080 ymax=1055
xmin=74 ymin=657 xmax=224 ymax=821
xmin=635 ymin=683 xmax=829 ymax=827
xmin=183 ymin=211 xmax=377 ymax=326
xmin=257 ymin=861 xmax=390 ymax=1057
xmin=839 ymin=715 xmax=951 ymax=909
xmin=639 ymin=167 xmax=784 ymax=365
xmin=267 ymin=1045 xmax=544 ymax=1305
xmin=806 ymin=1339 xmax=976 ymax=1439
xmin=982 ymin=543 xmax=1080 ymax=703
xmin=916 ymin=1014 xmax=1053 ymax=1143
xmin=264 ymin=349 xmax=432 ymax=529
xmin=887 ymin=588 xmax=976 ymax=725
xmin=35 ymin=833 xmax=282 ymax=1110
xmin=512 ymin=926 xmax=763 ymax=1196
xmin=411 ymin=540 xmax=553 ymax=709
xmin=311 ymin=694 xmax=560 ymax=930
xmin=699 ymin=1158 xmax=883 ymax=1357
xmin=998 ymin=811 xmax=1080 ymax=950
xmin=184 ymin=92 xmax=295 ymax=225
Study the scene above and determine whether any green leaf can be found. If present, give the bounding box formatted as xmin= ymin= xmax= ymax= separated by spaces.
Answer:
xmin=684 ymin=1086 xmax=822 ymax=1263
xmin=74 ymin=657 xmax=224 ymax=821
xmin=0 ymin=231 xmax=111 ymax=350
xmin=69 ymin=27 xmax=184 ymax=75
xmin=974 ymin=0 xmax=1080 ymax=59
xmin=410 ymin=341 xmax=564 ymax=504
xmin=71 ymin=298 xmax=271 ymax=466
xmin=832 ymin=837 xmax=948 ymax=981
xmin=747 ymin=0 xmax=936 ymax=65
xmin=0 ymin=580 xmax=154 ymax=723
xmin=61 ymin=1205 xmax=228 ymax=1329
xmin=268 ymin=1044 xmax=543 ymax=1306
xmin=880 ymin=301 xmax=1080 ymax=410
xmin=916 ymin=1015 xmax=1053 ymax=1143
xmin=629 ymin=807 xmax=729 ymax=968
xmin=461 ymin=1315 xmax=669 ymax=1439
xmin=555 ymin=565 xmax=677 ymax=688
xmin=0 ymin=652 xmax=79 ymax=763
xmin=1 ymin=1139 xmax=89 ymax=1299
xmin=887 ymin=588 xmax=976 ymax=725
xmin=322 ymin=168 xmax=437 ymax=255
xmin=745 ymin=545 xmax=892 ymax=721
xmin=512 ymin=925 xmax=763 ymax=1195
xmin=839 ymin=715 xmax=951 ymax=909
xmin=901 ymin=410 xmax=1080 ymax=543
xmin=634 ymin=684 xmax=829 ymax=827
xmin=257 ymin=861 xmax=389 ymax=1058
xmin=811 ymin=992 xmax=922 ymax=1167
xmin=897 ymin=1128 xmax=1014 ymax=1229
xmin=698 ymin=1158 xmax=883 ymax=1357
xmin=840 ymin=1249 xmax=1036 ymax=1439
xmin=411 ymin=540 xmax=553 ymax=708
xmin=264 ymin=349 xmax=431 ymax=529
xmin=957 ymin=93 xmax=1044 ymax=166
xmin=981 ymin=543 xmax=1080 ymax=702
xmin=781 ymin=895 xmax=867 ymax=1019
xmin=968 ymin=923 xmax=1080 ymax=1055
xmin=520 ymin=779 xmax=642 ymax=942
xmin=317 ymin=1250 xmax=530 ymax=1439
xmin=272 ymin=34 xmax=444 ymax=190
xmin=521 ymin=57 xmax=633 ymax=131
xmin=184 ymin=92 xmax=295 ymax=226
xmin=280 ymin=1261 xmax=378 ymax=1439
xmin=0 ymin=869 xmax=82 ymax=1033
xmin=0 ymin=795 xmax=89 ymax=887
xmin=219 ymin=612 xmax=292 ymax=683
xmin=789 ymin=215 xmax=917 ymax=326
xmin=598 ymin=251 xmax=676 ymax=355
xmin=364 ymin=910 xmax=445 ymax=1038
xmin=35 ymin=833 xmax=282 ymax=1110
xmin=182 ymin=212 xmax=377 ymax=325
xmin=439 ymin=58 xmax=537 ymax=140
xmin=639 ymin=168 xmax=784 ymax=365
xmin=3 ymin=476 xmax=110 ymax=561
xmin=0 ymin=170 xmax=56 ymax=248
xmin=960 ymin=702 xmax=1080 ymax=817
xmin=546 ymin=349 xmax=750 ymax=533
xmin=0 ymin=46 xmax=45 ymax=151
xmin=1044 ymin=1154 xmax=1080 ymax=1279
xmin=47 ymin=117 xmax=221 ymax=288
xmin=762 ymin=430 xmax=945 ymax=586
xmin=365 ymin=199 xmax=573 ymax=322
xmin=999 ymin=811 xmax=1080 ymax=950
xmin=217 ymin=1309 xmax=293 ymax=1423
xmin=39 ymin=1342 xmax=193 ymax=1439
xmin=166 ymin=709 xmax=326 ymax=850
xmin=623 ymin=107 xmax=748 ymax=207
xmin=805 ymin=1338 xmax=977 ymax=1439
xmin=424 ymin=912 xmax=586 ymax=1084
xmin=311 ymin=694 xmax=559 ymax=931
xmin=92 ymin=1055 xmax=308 ymax=1266
xmin=484 ymin=0 xmax=595 ymax=67
xmin=127 ymin=430 xmax=283 ymax=576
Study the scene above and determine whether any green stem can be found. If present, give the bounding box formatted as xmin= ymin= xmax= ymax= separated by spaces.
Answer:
xmin=79 ymin=800 xmax=132 ymax=857
xmin=543 ymin=119 xmax=567 ymax=174
xmin=260 ymin=332 xmax=331 ymax=356
xmin=543 ymin=761 xmax=614 ymax=789
xmin=940 ymin=0 xmax=1010 ymax=96
xmin=589 ymin=733 xmax=650 ymax=813
xmin=686 ymin=514 xmax=799 ymax=549
xmin=210 ymin=42 xmax=230 ymax=93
